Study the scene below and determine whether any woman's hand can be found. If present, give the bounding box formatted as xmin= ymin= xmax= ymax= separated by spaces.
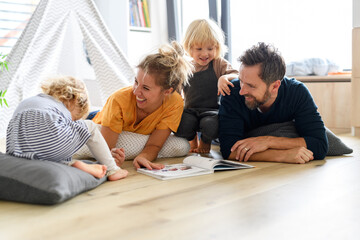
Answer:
xmin=132 ymin=129 xmax=170 ymax=170
xmin=111 ymin=148 xmax=125 ymax=166
xmin=133 ymin=156 xmax=164 ymax=170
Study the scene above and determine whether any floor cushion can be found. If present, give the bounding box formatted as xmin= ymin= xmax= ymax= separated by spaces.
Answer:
xmin=0 ymin=152 xmax=106 ymax=205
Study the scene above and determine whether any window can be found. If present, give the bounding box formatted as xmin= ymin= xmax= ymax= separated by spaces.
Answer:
xmin=179 ymin=0 xmax=209 ymax=41
xmin=0 ymin=0 xmax=39 ymax=55
xmin=230 ymin=0 xmax=352 ymax=71
xmin=178 ymin=0 xmax=352 ymax=71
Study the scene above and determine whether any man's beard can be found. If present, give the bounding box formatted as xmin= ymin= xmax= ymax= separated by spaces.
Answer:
xmin=244 ymin=89 xmax=271 ymax=110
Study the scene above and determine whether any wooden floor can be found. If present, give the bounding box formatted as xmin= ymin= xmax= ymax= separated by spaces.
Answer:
xmin=0 ymin=134 xmax=359 ymax=240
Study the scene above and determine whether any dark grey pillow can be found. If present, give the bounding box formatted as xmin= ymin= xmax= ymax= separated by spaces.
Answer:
xmin=325 ymin=128 xmax=353 ymax=156
xmin=245 ymin=121 xmax=353 ymax=156
xmin=0 ymin=152 xmax=106 ymax=205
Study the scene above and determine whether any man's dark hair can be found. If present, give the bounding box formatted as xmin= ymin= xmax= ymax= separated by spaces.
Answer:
xmin=238 ymin=42 xmax=286 ymax=85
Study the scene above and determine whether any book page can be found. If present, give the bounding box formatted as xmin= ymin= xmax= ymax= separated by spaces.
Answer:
xmin=213 ymin=160 xmax=254 ymax=170
xmin=183 ymin=156 xmax=220 ymax=170
xmin=219 ymin=160 xmax=254 ymax=168
xmin=183 ymin=156 xmax=255 ymax=170
xmin=137 ymin=163 xmax=213 ymax=180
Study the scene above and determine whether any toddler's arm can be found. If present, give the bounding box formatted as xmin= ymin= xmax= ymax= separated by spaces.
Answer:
xmin=217 ymin=73 xmax=238 ymax=96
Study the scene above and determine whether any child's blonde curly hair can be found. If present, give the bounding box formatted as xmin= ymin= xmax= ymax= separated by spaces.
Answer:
xmin=182 ymin=18 xmax=228 ymax=59
xmin=40 ymin=76 xmax=89 ymax=118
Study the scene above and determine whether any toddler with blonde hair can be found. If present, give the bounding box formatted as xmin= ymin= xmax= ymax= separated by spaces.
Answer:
xmin=175 ymin=19 xmax=239 ymax=153
xmin=6 ymin=76 xmax=128 ymax=181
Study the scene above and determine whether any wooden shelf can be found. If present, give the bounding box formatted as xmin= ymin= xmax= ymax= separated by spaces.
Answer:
xmin=291 ymin=74 xmax=351 ymax=83
xmin=300 ymin=78 xmax=352 ymax=134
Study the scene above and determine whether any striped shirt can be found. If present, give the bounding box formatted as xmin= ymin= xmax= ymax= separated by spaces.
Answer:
xmin=6 ymin=94 xmax=91 ymax=164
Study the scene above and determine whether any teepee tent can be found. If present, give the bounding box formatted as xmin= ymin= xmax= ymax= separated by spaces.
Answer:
xmin=0 ymin=0 xmax=135 ymax=138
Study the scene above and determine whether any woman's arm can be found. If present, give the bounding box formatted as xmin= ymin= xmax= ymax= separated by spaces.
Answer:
xmin=100 ymin=126 xmax=119 ymax=149
xmin=133 ymin=128 xmax=172 ymax=169
xmin=100 ymin=126 xmax=125 ymax=166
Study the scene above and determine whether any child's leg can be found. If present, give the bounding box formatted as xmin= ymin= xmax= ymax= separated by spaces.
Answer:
xmin=84 ymin=120 xmax=127 ymax=181
xmin=174 ymin=109 xmax=199 ymax=152
xmin=71 ymin=160 xmax=107 ymax=178
xmin=197 ymin=139 xmax=211 ymax=153
xmin=198 ymin=111 xmax=219 ymax=153
xmin=189 ymin=135 xmax=199 ymax=153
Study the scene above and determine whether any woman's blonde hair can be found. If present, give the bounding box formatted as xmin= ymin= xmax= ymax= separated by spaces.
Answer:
xmin=137 ymin=41 xmax=194 ymax=92
xmin=182 ymin=18 xmax=227 ymax=59
xmin=40 ymin=76 xmax=89 ymax=118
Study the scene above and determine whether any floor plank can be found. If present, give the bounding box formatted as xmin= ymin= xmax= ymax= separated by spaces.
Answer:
xmin=0 ymin=135 xmax=359 ymax=240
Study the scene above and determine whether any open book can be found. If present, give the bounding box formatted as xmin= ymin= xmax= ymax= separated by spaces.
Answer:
xmin=137 ymin=156 xmax=254 ymax=180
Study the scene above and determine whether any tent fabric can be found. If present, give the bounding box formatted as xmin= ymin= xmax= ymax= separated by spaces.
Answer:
xmin=0 ymin=0 xmax=135 ymax=138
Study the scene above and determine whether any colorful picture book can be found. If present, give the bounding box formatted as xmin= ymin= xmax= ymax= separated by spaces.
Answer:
xmin=129 ymin=0 xmax=151 ymax=28
xmin=137 ymin=156 xmax=254 ymax=180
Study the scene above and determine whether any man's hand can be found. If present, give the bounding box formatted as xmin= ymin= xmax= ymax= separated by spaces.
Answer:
xmin=231 ymin=136 xmax=271 ymax=161
xmin=230 ymin=136 xmax=314 ymax=164
xmin=111 ymin=148 xmax=125 ymax=166
xmin=133 ymin=156 xmax=165 ymax=170
xmin=281 ymin=147 xmax=314 ymax=164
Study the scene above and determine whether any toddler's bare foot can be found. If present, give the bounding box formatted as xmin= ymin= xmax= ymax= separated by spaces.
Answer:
xmin=108 ymin=169 xmax=129 ymax=181
xmin=189 ymin=136 xmax=199 ymax=153
xmin=72 ymin=161 xmax=107 ymax=178
xmin=197 ymin=140 xmax=211 ymax=154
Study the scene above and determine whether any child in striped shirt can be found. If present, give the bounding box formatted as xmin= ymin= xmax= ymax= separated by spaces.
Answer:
xmin=6 ymin=76 xmax=128 ymax=181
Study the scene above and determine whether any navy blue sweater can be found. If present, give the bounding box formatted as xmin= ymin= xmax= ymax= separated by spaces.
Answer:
xmin=219 ymin=77 xmax=328 ymax=160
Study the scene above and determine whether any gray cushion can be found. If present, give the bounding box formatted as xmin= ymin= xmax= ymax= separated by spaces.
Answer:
xmin=0 ymin=152 xmax=106 ymax=205
xmin=325 ymin=128 xmax=353 ymax=156
xmin=245 ymin=121 xmax=353 ymax=156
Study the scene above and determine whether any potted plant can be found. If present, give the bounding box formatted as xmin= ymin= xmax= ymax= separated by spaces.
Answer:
xmin=0 ymin=53 xmax=8 ymax=107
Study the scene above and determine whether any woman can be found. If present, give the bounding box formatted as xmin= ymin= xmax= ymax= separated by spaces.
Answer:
xmin=90 ymin=41 xmax=193 ymax=169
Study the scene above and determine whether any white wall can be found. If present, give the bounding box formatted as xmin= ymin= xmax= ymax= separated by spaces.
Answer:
xmin=127 ymin=0 xmax=169 ymax=65
xmin=86 ymin=0 xmax=168 ymax=107
xmin=94 ymin=0 xmax=168 ymax=67
xmin=93 ymin=0 xmax=129 ymax=55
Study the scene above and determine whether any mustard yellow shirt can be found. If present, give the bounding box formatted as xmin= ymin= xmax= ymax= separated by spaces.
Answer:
xmin=93 ymin=86 xmax=184 ymax=135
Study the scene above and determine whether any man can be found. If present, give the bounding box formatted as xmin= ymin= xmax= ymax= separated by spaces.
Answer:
xmin=219 ymin=42 xmax=328 ymax=164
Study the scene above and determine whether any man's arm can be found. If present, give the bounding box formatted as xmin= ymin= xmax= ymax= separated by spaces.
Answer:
xmin=228 ymin=136 xmax=314 ymax=164
xmin=218 ymin=80 xmax=247 ymax=159
xmin=292 ymin=82 xmax=328 ymax=159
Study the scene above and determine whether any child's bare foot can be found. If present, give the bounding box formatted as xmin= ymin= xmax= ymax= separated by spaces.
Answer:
xmin=189 ymin=136 xmax=199 ymax=153
xmin=108 ymin=169 xmax=129 ymax=181
xmin=197 ymin=140 xmax=211 ymax=153
xmin=72 ymin=160 xmax=107 ymax=178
